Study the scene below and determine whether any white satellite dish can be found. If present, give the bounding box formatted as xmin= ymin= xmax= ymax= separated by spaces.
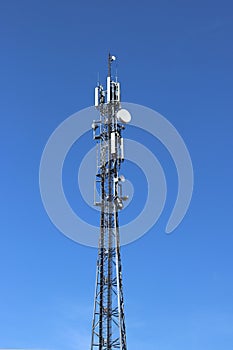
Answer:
xmin=117 ymin=109 xmax=131 ymax=124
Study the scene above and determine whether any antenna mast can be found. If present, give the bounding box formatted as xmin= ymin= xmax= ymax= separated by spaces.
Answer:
xmin=91 ymin=54 xmax=130 ymax=350
xmin=108 ymin=52 xmax=111 ymax=77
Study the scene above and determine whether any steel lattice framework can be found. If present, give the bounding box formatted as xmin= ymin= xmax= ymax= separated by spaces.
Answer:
xmin=90 ymin=54 xmax=128 ymax=350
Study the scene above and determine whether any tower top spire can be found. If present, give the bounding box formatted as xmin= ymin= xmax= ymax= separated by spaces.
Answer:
xmin=108 ymin=52 xmax=116 ymax=77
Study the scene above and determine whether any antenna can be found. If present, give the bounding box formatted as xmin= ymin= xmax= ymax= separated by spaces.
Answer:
xmin=116 ymin=61 xmax=118 ymax=82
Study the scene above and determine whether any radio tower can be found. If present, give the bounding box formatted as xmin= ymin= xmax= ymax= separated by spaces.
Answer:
xmin=90 ymin=54 xmax=131 ymax=350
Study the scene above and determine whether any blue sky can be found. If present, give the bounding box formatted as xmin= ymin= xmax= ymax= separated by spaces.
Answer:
xmin=0 ymin=0 xmax=233 ymax=349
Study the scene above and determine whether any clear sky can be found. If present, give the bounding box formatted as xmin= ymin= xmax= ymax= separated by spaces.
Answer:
xmin=0 ymin=0 xmax=233 ymax=349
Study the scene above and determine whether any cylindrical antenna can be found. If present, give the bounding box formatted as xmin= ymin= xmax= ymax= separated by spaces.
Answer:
xmin=115 ymin=61 xmax=118 ymax=82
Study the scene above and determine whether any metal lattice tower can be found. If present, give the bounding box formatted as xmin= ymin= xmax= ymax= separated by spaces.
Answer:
xmin=90 ymin=54 xmax=130 ymax=350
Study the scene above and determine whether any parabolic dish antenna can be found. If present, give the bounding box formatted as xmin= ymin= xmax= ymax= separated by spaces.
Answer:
xmin=117 ymin=109 xmax=132 ymax=123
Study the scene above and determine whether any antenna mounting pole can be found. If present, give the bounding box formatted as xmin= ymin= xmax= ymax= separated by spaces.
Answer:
xmin=108 ymin=52 xmax=111 ymax=78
